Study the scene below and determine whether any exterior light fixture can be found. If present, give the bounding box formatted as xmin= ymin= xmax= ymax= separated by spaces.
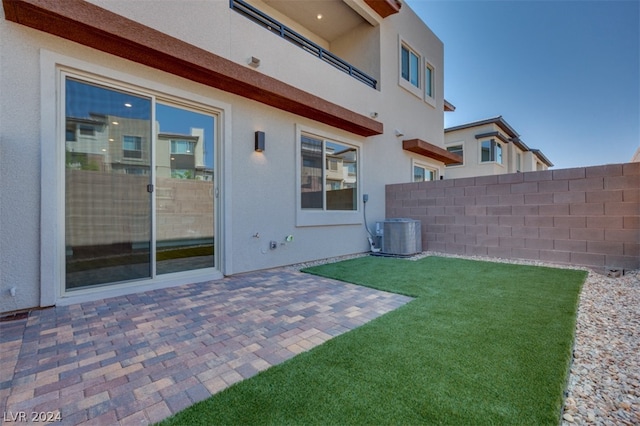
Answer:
xmin=316 ymin=13 xmax=323 ymax=20
xmin=255 ymin=131 xmax=265 ymax=152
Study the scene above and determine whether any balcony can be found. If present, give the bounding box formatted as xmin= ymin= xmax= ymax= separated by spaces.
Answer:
xmin=230 ymin=0 xmax=377 ymax=89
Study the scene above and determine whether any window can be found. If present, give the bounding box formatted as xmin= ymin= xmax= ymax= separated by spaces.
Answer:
xmin=445 ymin=145 xmax=463 ymax=167
xmin=425 ymin=63 xmax=434 ymax=98
xmin=171 ymin=140 xmax=195 ymax=154
xmin=300 ymin=134 xmax=358 ymax=211
xmin=41 ymin=52 xmax=225 ymax=304
xmin=66 ymin=124 xmax=77 ymax=142
xmin=123 ymin=135 xmax=142 ymax=158
xmin=401 ymin=44 xmax=420 ymax=88
xmin=401 ymin=45 xmax=420 ymax=87
xmin=481 ymin=139 xmax=502 ymax=164
xmin=61 ymin=74 xmax=218 ymax=291
xmin=79 ymin=125 xmax=95 ymax=136
xmin=413 ymin=164 xmax=437 ymax=182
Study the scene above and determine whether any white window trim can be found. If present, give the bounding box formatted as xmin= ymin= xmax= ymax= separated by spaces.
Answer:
xmin=424 ymin=60 xmax=436 ymax=108
xmin=479 ymin=139 xmax=504 ymax=166
xmin=40 ymin=50 xmax=231 ymax=306
xmin=398 ymin=37 xmax=423 ymax=99
xmin=412 ymin=159 xmax=439 ymax=182
xmin=444 ymin=141 xmax=465 ymax=168
xmin=295 ymin=124 xmax=362 ymax=227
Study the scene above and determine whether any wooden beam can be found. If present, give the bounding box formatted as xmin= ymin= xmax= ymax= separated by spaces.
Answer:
xmin=3 ymin=0 xmax=383 ymax=137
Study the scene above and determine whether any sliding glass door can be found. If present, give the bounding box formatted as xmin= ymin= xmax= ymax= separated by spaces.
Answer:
xmin=155 ymin=103 xmax=215 ymax=275
xmin=64 ymin=77 xmax=216 ymax=290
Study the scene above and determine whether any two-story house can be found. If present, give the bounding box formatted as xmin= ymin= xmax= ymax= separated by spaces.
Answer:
xmin=442 ymin=116 xmax=553 ymax=179
xmin=0 ymin=0 xmax=461 ymax=313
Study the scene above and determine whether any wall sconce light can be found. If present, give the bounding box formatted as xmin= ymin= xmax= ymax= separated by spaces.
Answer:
xmin=394 ymin=129 xmax=404 ymax=137
xmin=248 ymin=56 xmax=261 ymax=67
xmin=255 ymin=131 xmax=265 ymax=152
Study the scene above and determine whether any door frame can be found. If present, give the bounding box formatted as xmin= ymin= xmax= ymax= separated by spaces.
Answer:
xmin=40 ymin=50 xmax=229 ymax=306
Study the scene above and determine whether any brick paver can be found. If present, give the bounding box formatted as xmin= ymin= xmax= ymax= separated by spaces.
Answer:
xmin=0 ymin=268 xmax=411 ymax=425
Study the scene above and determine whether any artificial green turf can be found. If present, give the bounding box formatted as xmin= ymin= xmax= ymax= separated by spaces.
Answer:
xmin=159 ymin=256 xmax=587 ymax=425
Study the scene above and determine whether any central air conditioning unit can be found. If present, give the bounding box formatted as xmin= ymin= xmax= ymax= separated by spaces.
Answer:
xmin=375 ymin=218 xmax=422 ymax=256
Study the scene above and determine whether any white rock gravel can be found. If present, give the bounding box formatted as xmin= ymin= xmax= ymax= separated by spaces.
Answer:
xmin=287 ymin=251 xmax=640 ymax=425
xmin=562 ymin=267 xmax=639 ymax=426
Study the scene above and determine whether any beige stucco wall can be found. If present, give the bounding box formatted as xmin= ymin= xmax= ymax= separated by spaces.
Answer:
xmin=0 ymin=1 xmax=446 ymax=312
xmin=444 ymin=124 xmax=549 ymax=179
xmin=444 ymin=124 xmax=508 ymax=179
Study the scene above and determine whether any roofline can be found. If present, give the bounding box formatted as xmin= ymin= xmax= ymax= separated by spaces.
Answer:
xmin=158 ymin=133 xmax=199 ymax=141
xmin=530 ymin=149 xmax=554 ymax=167
xmin=510 ymin=136 xmax=530 ymax=152
xmin=445 ymin=116 xmax=554 ymax=166
xmin=444 ymin=99 xmax=456 ymax=112
xmin=445 ymin=116 xmax=519 ymax=139
xmin=474 ymin=131 xmax=510 ymax=144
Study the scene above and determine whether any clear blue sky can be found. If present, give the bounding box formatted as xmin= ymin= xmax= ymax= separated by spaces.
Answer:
xmin=405 ymin=0 xmax=640 ymax=169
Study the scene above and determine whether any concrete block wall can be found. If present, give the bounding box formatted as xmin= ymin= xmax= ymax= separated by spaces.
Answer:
xmin=385 ymin=163 xmax=639 ymax=271
xmin=66 ymin=170 xmax=214 ymax=247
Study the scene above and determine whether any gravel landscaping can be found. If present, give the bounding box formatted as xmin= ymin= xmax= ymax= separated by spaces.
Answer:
xmin=562 ymin=267 xmax=639 ymax=426
xmin=289 ymin=251 xmax=639 ymax=425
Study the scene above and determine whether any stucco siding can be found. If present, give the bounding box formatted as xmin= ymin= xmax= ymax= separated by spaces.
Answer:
xmin=1 ymin=16 xmax=43 ymax=311
xmin=0 ymin=0 xmax=447 ymax=312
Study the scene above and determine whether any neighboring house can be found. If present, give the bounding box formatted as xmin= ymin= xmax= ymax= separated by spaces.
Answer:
xmin=0 ymin=0 xmax=461 ymax=312
xmin=632 ymin=147 xmax=640 ymax=162
xmin=443 ymin=116 xmax=553 ymax=179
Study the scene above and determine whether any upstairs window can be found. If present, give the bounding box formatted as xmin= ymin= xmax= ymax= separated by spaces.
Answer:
xmin=123 ymin=135 xmax=142 ymax=159
xmin=445 ymin=145 xmax=464 ymax=167
xmin=481 ymin=140 xmax=502 ymax=164
xmin=79 ymin=125 xmax=96 ymax=136
xmin=401 ymin=44 xmax=420 ymax=88
xmin=425 ymin=63 xmax=434 ymax=98
xmin=171 ymin=140 xmax=195 ymax=155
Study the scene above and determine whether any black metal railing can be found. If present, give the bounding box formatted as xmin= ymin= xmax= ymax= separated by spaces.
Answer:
xmin=230 ymin=0 xmax=377 ymax=89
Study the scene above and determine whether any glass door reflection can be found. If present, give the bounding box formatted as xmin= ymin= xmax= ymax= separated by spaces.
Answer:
xmin=155 ymin=103 xmax=215 ymax=274
xmin=65 ymin=78 xmax=152 ymax=289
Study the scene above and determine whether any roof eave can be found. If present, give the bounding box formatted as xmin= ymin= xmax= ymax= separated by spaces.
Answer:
xmin=402 ymin=139 xmax=463 ymax=165
xmin=2 ymin=0 xmax=383 ymax=138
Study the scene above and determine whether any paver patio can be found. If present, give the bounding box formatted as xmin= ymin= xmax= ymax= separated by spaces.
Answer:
xmin=0 ymin=268 xmax=411 ymax=425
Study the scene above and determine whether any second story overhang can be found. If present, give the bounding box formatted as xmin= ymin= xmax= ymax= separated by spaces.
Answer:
xmin=403 ymin=139 xmax=463 ymax=165
xmin=2 ymin=0 xmax=383 ymax=137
